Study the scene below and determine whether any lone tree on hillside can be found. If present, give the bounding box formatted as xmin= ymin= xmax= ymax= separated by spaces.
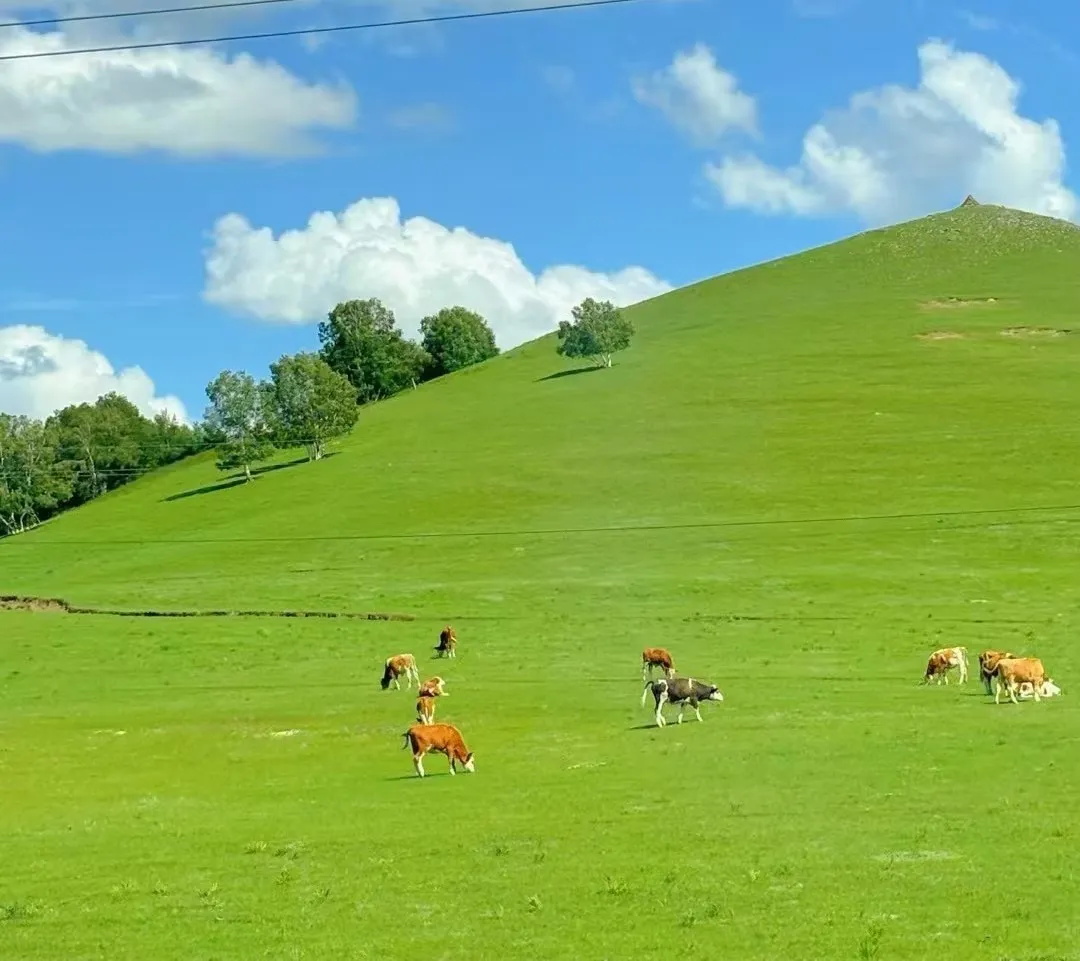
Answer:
xmin=203 ymin=370 xmax=275 ymax=482
xmin=419 ymin=306 xmax=500 ymax=378
xmin=555 ymin=298 xmax=634 ymax=369
xmin=266 ymin=352 xmax=359 ymax=462
xmin=318 ymin=298 xmax=430 ymax=404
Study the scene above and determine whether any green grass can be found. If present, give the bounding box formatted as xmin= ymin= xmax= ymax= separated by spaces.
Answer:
xmin=3 ymin=201 xmax=1080 ymax=959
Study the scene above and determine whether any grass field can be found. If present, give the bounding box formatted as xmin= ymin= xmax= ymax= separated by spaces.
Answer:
xmin=3 ymin=201 xmax=1080 ymax=959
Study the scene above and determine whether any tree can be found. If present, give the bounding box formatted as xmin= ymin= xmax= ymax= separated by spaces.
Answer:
xmin=318 ymin=298 xmax=430 ymax=404
xmin=419 ymin=306 xmax=500 ymax=378
xmin=0 ymin=414 xmax=71 ymax=535
xmin=555 ymin=298 xmax=634 ymax=368
xmin=203 ymin=370 xmax=275 ymax=481
xmin=266 ymin=352 xmax=359 ymax=462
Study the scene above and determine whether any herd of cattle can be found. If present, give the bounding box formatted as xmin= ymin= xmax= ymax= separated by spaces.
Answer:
xmin=922 ymin=645 xmax=1063 ymax=701
xmin=379 ymin=630 xmax=1063 ymax=777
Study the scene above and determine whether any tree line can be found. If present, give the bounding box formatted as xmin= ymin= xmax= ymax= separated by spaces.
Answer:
xmin=1 ymin=295 xmax=633 ymax=537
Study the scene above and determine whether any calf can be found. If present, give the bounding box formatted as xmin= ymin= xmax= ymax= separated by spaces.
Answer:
xmin=415 ymin=695 xmax=437 ymax=725
xmin=419 ymin=676 xmax=448 ymax=697
xmin=922 ymin=646 xmax=968 ymax=685
xmin=402 ymin=722 xmax=475 ymax=777
xmin=641 ymin=646 xmax=676 ymax=681
xmin=435 ymin=626 xmax=457 ymax=658
xmin=994 ymin=657 xmax=1047 ymax=705
xmin=641 ymin=676 xmax=723 ymax=727
xmin=978 ymin=649 xmax=1017 ymax=694
xmin=380 ymin=653 xmax=420 ymax=690
xmin=1016 ymin=678 xmax=1062 ymax=700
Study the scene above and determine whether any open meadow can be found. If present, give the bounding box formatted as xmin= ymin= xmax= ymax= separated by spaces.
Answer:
xmin=3 ymin=203 xmax=1080 ymax=959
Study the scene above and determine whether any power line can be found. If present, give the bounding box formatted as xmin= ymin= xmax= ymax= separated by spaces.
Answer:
xmin=0 ymin=0 xmax=645 ymax=62
xmin=3 ymin=0 xmax=305 ymax=30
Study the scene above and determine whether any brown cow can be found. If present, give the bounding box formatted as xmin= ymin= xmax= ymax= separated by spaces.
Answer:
xmin=419 ymin=676 xmax=448 ymax=697
xmin=978 ymin=649 xmax=1017 ymax=694
xmin=642 ymin=647 xmax=675 ymax=681
xmin=415 ymin=696 xmax=437 ymax=725
xmin=402 ymin=722 xmax=475 ymax=777
xmin=995 ymin=657 xmax=1048 ymax=705
xmin=922 ymin=646 xmax=968 ymax=685
xmin=380 ymin=653 xmax=420 ymax=691
xmin=435 ymin=626 xmax=457 ymax=658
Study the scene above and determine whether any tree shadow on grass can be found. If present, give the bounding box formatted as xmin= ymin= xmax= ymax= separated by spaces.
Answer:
xmin=536 ymin=365 xmax=607 ymax=382
xmin=163 ymin=452 xmax=340 ymax=502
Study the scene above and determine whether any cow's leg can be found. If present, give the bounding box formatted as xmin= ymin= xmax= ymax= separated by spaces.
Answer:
xmin=1007 ymin=681 xmax=1019 ymax=705
xmin=693 ymin=700 xmax=703 ymax=722
xmin=677 ymin=702 xmax=685 ymax=724
xmin=1032 ymin=681 xmax=1042 ymax=703
xmin=414 ymin=752 xmax=425 ymax=777
xmin=655 ymin=692 xmax=667 ymax=727
xmin=448 ymin=754 xmax=456 ymax=776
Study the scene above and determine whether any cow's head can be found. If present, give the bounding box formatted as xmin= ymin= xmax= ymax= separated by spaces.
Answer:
xmin=706 ymin=685 xmax=724 ymax=702
xmin=1044 ymin=679 xmax=1062 ymax=697
xmin=463 ymin=752 xmax=476 ymax=773
xmin=380 ymin=675 xmax=392 ymax=690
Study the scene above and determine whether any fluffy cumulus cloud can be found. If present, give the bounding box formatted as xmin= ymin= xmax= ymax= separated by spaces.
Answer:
xmin=706 ymin=39 xmax=1079 ymax=224
xmin=0 ymin=325 xmax=188 ymax=422
xmin=202 ymin=197 xmax=672 ymax=348
xmin=632 ymin=43 xmax=757 ymax=145
xmin=0 ymin=26 xmax=356 ymax=156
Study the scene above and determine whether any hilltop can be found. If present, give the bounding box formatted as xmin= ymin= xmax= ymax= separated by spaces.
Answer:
xmin=3 ymin=200 xmax=1080 ymax=617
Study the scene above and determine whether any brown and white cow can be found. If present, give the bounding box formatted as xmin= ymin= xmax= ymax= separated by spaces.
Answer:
xmin=380 ymin=653 xmax=420 ymax=690
xmin=434 ymin=626 xmax=457 ymax=658
xmin=402 ymin=722 xmax=475 ymax=777
xmin=415 ymin=696 xmax=437 ymax=725
xmin=994 ymin=657 xmax=1048 ymax=705
xmin=419 ymin=676 xmax=448 ymax=697
xmin=978 ymin=649 xmax=1017 ymax=694
xmin=641 ymin=647 xmax=676 ymax=681
xmin=922 ymin=646 xmax=968 ymax=685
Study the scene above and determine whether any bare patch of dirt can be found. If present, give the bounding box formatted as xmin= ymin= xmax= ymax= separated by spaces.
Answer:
xmin=916 ymin=331 xmax=966 ymax=341
xmin=919 ymin=296 xmax=998 ymax=309
xmin=0 ymin=594 xmax=415 ymax=620
xmin=999 ymin=326 xmax=1071 ymax=338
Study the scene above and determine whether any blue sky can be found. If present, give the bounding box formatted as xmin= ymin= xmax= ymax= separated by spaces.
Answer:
xmin=0 ymin=0 xmax=1078 ymax=422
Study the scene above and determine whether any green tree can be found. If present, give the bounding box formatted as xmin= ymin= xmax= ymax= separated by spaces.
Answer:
xmin=0 ymin=414 xmax=71 ymax=535
xmin=318 ymin=298 xmax=430 ymax=404
xmin=419 ymin=306 xmax=500 ymax=378
xmin=555 ymin=298 xmax=634 ymax=369
xmin=266 ymin=352 xmax=359 ymax=462
xmin=203 ymin=370 xmax=275 ymax=482
xmin=140 ymin=411 xmax=201 ymax=469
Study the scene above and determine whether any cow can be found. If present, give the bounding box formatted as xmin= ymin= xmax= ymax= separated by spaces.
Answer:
xmin=380 ymin=653 xmax=420 ymax=691
xmin=922 ymin=646 xmax=968 ymax=685
xmin=978 ymin=649 xmax=1017 ymax=694
xmin=1016 ymin=678 xmax=1062 ymax=700
xmin=641 ymin=676 xmax=723 ymax=727
xmin=994 ymin=657 xmax=1048 ymax=705
xmin=402 ymin=722 xmax=475 ymax=777
xmin=641 ymin=647 xmax=676 ymax=681
xmin=419 ymin=676 xmax=448 ymax=697
xmin=415 ymin=695 xmax=437 ymax=725
xmin=435 ymin=626 xmax=457 ymax=658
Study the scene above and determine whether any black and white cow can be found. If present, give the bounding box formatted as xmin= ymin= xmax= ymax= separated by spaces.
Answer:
xmin=640 ymin=676 xmax=724 ymax=727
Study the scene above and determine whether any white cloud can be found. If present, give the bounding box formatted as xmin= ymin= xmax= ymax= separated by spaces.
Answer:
xmin=632 ymin=43 xmax=757 ymax=146
xmin=707 ymin=39 xmax=1079 ymax=225
xmin=0 ymin=325 xmax=188 ymax=423
xmin=202 ymin=197 xmax=671 ymax=348
xmin=0 ymin=27 xmax=356 ymax=157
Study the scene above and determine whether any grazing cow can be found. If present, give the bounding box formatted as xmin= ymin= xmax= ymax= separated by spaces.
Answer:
xmin=922 ymin=646 xmax=968 ymax=685
xmin=402 ymin=722 xmax=475 ymax=777
xmin=641 ymin=676 xmax=723 ymax=727
xmin=641 ymin=647 xmax=676 ymax=681
xmin=435 ymin=626 xmax=457 ymax=658
xmin=380 ymin=653 xmax=420 ymax=691
xmin=415 ymin=695 xmax=437 ymax=725
xmin=979 ymin=649 xmax=1017 ymax=694
xmin=994 ymin=657 xmax=1048 ymax=705
xmin=419 ymin=676 xmax=448 ymax=697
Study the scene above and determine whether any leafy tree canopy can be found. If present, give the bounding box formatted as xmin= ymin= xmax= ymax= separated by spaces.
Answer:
xmin=266 ymin=352 xmax=359 ymax=462
xmin=419 ymin=306 xmax=499 ymax=378
xmin=555 ymin=298 xmax=634 ymax=369
xmin=203 ymin=370 xmax=275 ymax=481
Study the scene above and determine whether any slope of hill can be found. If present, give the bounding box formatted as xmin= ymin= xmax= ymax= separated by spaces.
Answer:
xmin=4 ymin=201 xmax=1079 ymax=616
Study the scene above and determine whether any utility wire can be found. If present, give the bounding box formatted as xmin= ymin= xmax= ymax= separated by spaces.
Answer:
xmin=0 ymin=0 xmax=645 ymax=62
xmin=3 ymin=0 xmax=307 ymax=30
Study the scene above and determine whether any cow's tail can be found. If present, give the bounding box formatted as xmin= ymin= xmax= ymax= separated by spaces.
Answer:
xmin=401 ymin=731 xmax=413 ymax=750
xmin=641 ymin=678 xmax=662 ymax=707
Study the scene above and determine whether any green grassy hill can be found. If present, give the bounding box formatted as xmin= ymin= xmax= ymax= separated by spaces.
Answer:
xmin=3 ymin=201 xmax=1080 ymax=960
